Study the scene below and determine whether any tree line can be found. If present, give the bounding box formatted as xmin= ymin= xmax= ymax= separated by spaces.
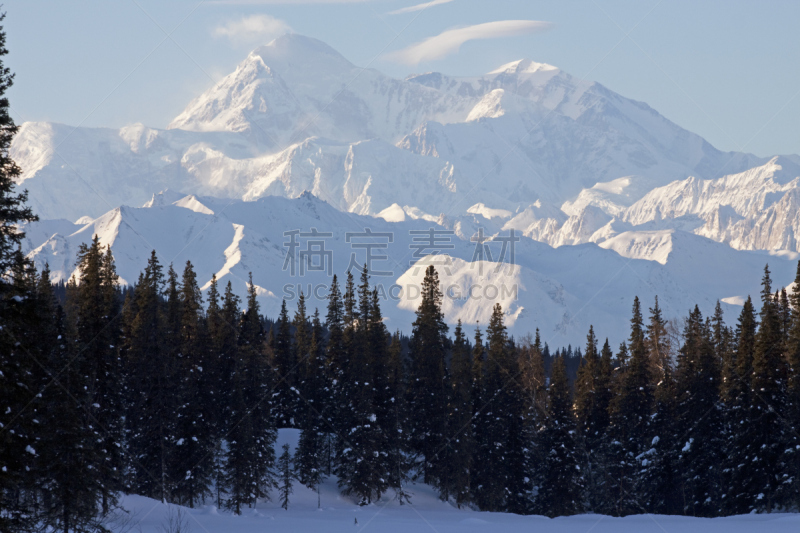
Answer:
xmin=3 ymin=230 xmax=800 ymax=531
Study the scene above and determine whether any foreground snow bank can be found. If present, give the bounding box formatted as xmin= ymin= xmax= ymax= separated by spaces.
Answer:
xmin=114 ymin=491 xmax=800 ymax=533
xmin=116 ymin=430 xmax=798 ymax=533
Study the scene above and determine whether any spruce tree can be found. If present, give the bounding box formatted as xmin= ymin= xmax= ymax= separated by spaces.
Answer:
xmin=278 ymin=443 xmax=293 ymax=510
xmin=574 ymin=326 xmax=599 ymax=440
xmin=292 ymin=291 xmax=309 ymax=422
xmin=224 ymin=274 xmax=277 ymax=513
xmin=386 ymin=331 xmax=411 ymax=502
xmin=604 ymin=297 xmax=653 ymax=516
xmin=0 ymin=10 xmax=34 ymax=278
xmin=0 ymin=260 xmax=41 ymax=531
xmin=336 ymin=268 xmax=389 ymax=504
xmin=573 ymin=326 xmax=616 ymax=511
xmin=536 ymin=355 xmax=584 ymax=517
xmin=123 ymin=251 xmax=174 ymax=501
xmin=36 ymin=267 xmax=106 ymax=533
xmin=171 ymin=261 xmax=215 ymax=507
xmin=740 ymin=266 xmax=789 ymax=511
xmin=717 ymin=300 xmax=738 ymax=406
xmin=637 ymin=299 xmax=680 ymax=515
xmin=724 ymin=296 xmax=758 ymax=513
xmin=206 ymin=276 xmax=238 ymax=508
xmin=674 ymin=306 xmax=722 ymax=516
xmin=273 ymin=299 xmax=295 ymax=427
xmin=439 ymin=320 xmax=473 ymax=506
xmin=204 ymin=275 xmax=224 ymax=436
xmin=518 ymin=330 xmax=547 ymax=507
xmin=786 ymin=261 xmax=800 ymax=510
xmin=368 ymin=288 xmax=397 ymax=495
xmin=218 ymin=280 xmax=241 ymax=420
xmin=295 ymin=309 xmax=327 ymax=492
xmin=0 ymin=19 xmax=43 ymax=522
xmin=408 ymin=265 xmax=449 ymax=487
xmin=472 ymin=304 xmax=525 ymax=512
xmin=71 ymin=238 xmax=124 ymax=514
xmin=324 ymin=275 xmax=346 ymax=475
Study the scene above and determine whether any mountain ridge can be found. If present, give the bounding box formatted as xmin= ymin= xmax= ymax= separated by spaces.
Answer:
xmin=10 ymin=33 xmax=800 ymax=344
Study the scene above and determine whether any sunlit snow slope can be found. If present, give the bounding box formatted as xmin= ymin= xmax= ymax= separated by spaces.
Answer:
xmin=12 ymin=34 xmax=800 ymax=345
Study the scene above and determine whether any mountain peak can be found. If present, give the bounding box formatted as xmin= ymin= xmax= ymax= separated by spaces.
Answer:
xmin=249 ymin=33 xmax=354 ymax=74
xmin=488 ymin=58 xmax=558 ymax=76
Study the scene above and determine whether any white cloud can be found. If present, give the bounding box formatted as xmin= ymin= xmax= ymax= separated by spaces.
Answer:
xmin=384 ymin=20 xmax=554 ymax=65
xmin=388 ymin=0 xmax=455 ymax=15
xmin=213 ymin=14 xmax=292 ymax=47
xmin=207 ymin=0 xmax=371 ymax=4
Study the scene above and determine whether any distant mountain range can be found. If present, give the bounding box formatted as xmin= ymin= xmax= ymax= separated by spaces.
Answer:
xmin=12 ymin=34 xmax=800 ymax=344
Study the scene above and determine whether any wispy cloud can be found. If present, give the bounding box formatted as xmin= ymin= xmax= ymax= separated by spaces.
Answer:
xmin=213 ymin=14 xmax=291 ymax=47
xmin=388 ymin=0 xmax=455 ymax=15
xmin=207 ymin=0 xmax=371 ymax=4
xmin=384 ymin=20 xmax=554 ymax=65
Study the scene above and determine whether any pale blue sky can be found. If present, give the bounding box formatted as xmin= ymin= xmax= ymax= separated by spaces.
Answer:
xmin=6 ymin=0 xmax=799 ymax=157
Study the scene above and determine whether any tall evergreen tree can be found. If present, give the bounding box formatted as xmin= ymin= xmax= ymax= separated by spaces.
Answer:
xmin=723 ymin=296 xmax=758 ymax=513
xmin=273 ymin=299 xmax=295 ymax=427
xmin=674 ymin=306 xmax=722 ymax=516
xmin=386 ymin=330 xmax=411 ymax=502
xmin=737 ymin=266 xmax=789 ymax=511
xmin=72 ymin=238 xmax=124 ymax=513
xmin=292 ymin=291 xmax=309 ymax=423
xmin=336 ymin=269 xmax=390 ymax=504
xmin=295 ymin=309 xmax=327 ymax=492
xmin=204 ymin=275 xmax=224 ymax=435
xmin=408 ymin=265 xmax=449 ymax=487
xmin=574 ymin=326 xmax=600 ymax=441
xmin=224 ymin=274 xmax=277 ymax=513
xmin=472 ymin=304 xmax=525 ymax=512
xmin=368 ymin=288 xmax=398 ymax=495
xmin=35 ymin=267 xmax=105 ymax=533
xmin=323 ymin=275 xmax=346 ymax=475
xmin=218 ymin=280 xmax=241 ymax=419
xmin=0 ymin=9 xmax=34 ymax=276
xmin=536 ymin=355 xmax=584 ymax=517
xmin=123 ymin=251 xmax=174 ymax=501
xmin=207 ymin=277 xmax=239 ymax=508
xmin=604 ymin=297 xmax=653 ymax=516
xmin=171 ymin=261 xmax=215 ymax=507
xmin=439 ymin=320 xmax=473 ymax=506
xmin=573 ymin=326 xmax=614 ymax=510
xmin=0 ymin=34 xmax=55 ymax=519
xmin=518 ymin=330 xmax=547 ymax=507
xmin=637 ymin=299 xmax=680 ymax=515
xmin=786 ymin=261 xmax=800 ymax=510
xmin=278 ymin=444 xmax=293 ymax=510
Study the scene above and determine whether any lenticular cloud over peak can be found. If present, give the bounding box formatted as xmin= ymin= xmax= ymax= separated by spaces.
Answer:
xmin=384 ymin=20 xmax=555 ymax=65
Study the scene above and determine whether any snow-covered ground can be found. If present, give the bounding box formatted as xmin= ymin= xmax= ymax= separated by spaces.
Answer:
xmin=114 ymin=429 xmax=800 ymax=533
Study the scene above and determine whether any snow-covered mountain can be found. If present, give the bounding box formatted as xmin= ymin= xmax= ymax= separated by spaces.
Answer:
xmin=169 ymin=35 xmax=471 ymax=146
xmin=21 ymin=191 xmax=799 ymax=345
xmin=11 ymin=33 xmax=800 ymax=343
xmin=13 ymin=34 xmax=782 ymax=223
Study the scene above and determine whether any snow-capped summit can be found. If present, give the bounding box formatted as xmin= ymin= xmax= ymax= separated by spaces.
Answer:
xmin=488 ymin=58 xmax=559 ymax=75
xmin=169 ymin=33 xmax=470 ymax=146
xmin=248 ymin=34 xmax=357 ymax=81
xmin=11 ymin=34 xmax=800 ymax=267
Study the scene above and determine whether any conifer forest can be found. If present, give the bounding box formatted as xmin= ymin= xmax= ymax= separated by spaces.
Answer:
xmin=4 ymin=232 xmax=800 ymax=531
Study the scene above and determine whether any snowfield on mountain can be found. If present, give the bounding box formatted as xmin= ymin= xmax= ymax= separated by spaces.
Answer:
xmin=11 ymin=33 xmax=800 ymax=345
